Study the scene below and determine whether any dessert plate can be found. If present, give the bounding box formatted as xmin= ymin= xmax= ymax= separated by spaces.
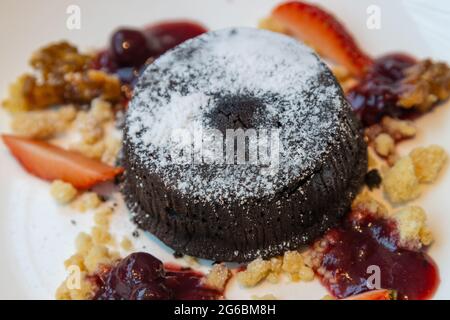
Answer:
xmin=0 ymin=0 xmax=449 ymax=299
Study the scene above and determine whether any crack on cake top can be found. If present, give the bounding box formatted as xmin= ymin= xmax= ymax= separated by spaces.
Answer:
xmin=126 ymin=27 xmax=347 ymax=203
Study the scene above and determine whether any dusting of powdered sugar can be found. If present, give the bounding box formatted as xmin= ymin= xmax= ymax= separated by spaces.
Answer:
xmin=126 ymin=27 xmax=346 ymax=203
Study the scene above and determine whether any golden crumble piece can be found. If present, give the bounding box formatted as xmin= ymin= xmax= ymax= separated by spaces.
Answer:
xmin=3 ymin=74 xmax=62 ymax=112
xmin=265 ymin=272 xmax=280 ymax=284
xmin=398 ymin=59 xmax=450 ymax=112
xmin=120 ymin=237 xmax=134 ymax=251
xmin=203 ymin=263 xmax=231 ymax=291
xmin=57 ymin=225 xmax=121 ymax=300
xmin=269 ymin=257 xmax=282 ymax=273
xmin=258 ymin=17 xmax=287 ymax=34
xmin=90 ymin=98 xmax=114 ymax=123
xmin=4 ymin=42 xmax=122 ymax=113
xmin=410 ymin=145 xmax=447 ymax=183
xmin=236 ymin=258 xmax=271 ymax=287
xmin=55 ymin=271 xmax=95 ymax=300
xmin=50 ymin=180 xmax=78 ymax=204
xmin=75 ymin=232 xmax=93 ymax=256
xmin=64 ymin=253 xmax=86 ymax=271
xmin=93 ymin=205 xmax=113 ymax=227
xmin=321 ymin=295 xmax=336 ymax=300
xmin=70 ymin=140 xmax=106 ymax=160
xmin=420 ymin=228 xmax=434 ymax=246
xmin=75 ymin=110 xmax=104 ymax=144
xmin=352 ymin=190 xmax=388 ymax=217
xmin=252 ymin=294 xmax=278 ymax=300
xmin=101 ymin=137 xmax=122 ymax=165
xmin=374 ymin=133 xmax=395 ymax=157
xmin=298 ymin=265 xmax=315 ymax=281
xmin=381 ymin=117 xmax=417 ymax=140
xmin=281 ymin=251 xmax=303 ymax=274
xmin=30 ymin=41 xmax=92 ymax=82
xmin=84 ymin=245 xmax=116 ymax=274
xmin=72 ymin=192 xmax=102 ymax=212
xmin=12 ymin=106 xmax=76 ymax=139
xmin=393 ymin=206 xmax=433 ymax=250
xmin=64 ymin=70 xmax=121 ymax=104
xmin=91 ymin=226 xmax=113 ymax=245
xmin=383 ymin=156 xmax=421 ymax=203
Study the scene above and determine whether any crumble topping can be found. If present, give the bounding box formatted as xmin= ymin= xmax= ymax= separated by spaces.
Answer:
xmin=236 ymin=250 xmax=315 ymax=288
xmin=374 ymin=133 xmax=395 ymax=157
xmin=410 ymin=145 xmax=447 ymax=183
xmin=93 ymin=205 xmax=113 ymax=226
xmin=383 ymin=156 xmax=421 ymax=203
xmin=398 ymin=59 xmax=450 ymax=112
xmin=50 ymin=180 xmax=78 ymax=204
xmin=383 ymin=145 xmax=448 ymax=203
xmin=203 ymin=263 xmax=231 ymax=291
xmin=56 ymin=202 xmax=123 ymax=300
xmin=3 ymin=42 xmax=122 ymax=112
xmin=236 ymin=258 xmax=271 ymax=287
xmin=56 ymin=230 xmax=119 ymax=300
xmin=381 ymin=117 xmax=417 ymax=141
xmin=71 ymin=192 xmax=102 ymax=212
xmin=393 ymin=206 xmax=433 ymax=250
xmin=120 ymin=237 xmax=134 ymax=251
xmin=11 ymin=105 xmax=76 ymax=139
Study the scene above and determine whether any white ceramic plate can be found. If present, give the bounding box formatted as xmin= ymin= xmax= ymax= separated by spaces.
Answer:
xmin=0 ymin=0 xmax=449 ymax=299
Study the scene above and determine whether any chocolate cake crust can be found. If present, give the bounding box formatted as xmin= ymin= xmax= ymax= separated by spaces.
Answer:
xmin=123 ymin=28 xmax=367 ymax=262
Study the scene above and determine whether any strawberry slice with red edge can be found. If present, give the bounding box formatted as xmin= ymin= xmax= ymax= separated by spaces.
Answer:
xmin=271 ymin=1 xmax=373 ymax=76
xmin=343 ymin=289 xmax=396 ymax=300
xmin=2 ymin=134 xmax=124 ymax=189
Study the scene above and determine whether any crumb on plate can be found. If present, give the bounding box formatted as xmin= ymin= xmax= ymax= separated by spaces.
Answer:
xmin=374 ymin=133 xmax=395 ymax=157
xmin=410 ymin=145 xmax=447 ymax=183
xmin=71 ymin=192 xmax=102 ymax=212
xmin=11 ymin=105 xmax=76 ymax=139
xmin=203 ymin=263 xmax=231 ymax=291
xmin=50 ymin=180 xmax=78 ymax=204
xmin=392 ymin=206 xmax=433 ymax=250
xmin=383 ymin=156 xmax=421 ymax=203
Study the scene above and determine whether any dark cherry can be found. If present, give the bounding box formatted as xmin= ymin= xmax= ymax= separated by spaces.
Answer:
xmin=116 ymin=252 xmax=165 ymax=284
xmin=93 ymin=252 xmax=223 ymax=300
xmin=144 ymin=21 xmax=207 ymax=55
xmin=347 ymin=53 xmax=418 ymax=127
xmin=318 ymin=210 xmax=439 ymax=300
xmin=94 ymin=21 xmax=207 ymax=89
xmin=110 ymin=28 xmax=152 ymax=68
xmin=130 ymin=283 xmax=172 ymax=300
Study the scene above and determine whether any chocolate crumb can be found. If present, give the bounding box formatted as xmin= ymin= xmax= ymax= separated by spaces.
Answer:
xmin=173 ymin=251 xmax=184 ymax=259
xmin=365 ymin=169 xmax=382 ymax=190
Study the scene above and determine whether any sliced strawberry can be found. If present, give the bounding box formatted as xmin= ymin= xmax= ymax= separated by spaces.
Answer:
xmin=271 ymin=1 xmax=373 ymax=76
xmin=2 ymin=134 xmax=123 ymax=189
xmin=343 ymin=289 xmax=396 ymax=300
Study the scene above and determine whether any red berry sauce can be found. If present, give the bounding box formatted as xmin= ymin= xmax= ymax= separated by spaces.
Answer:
xmin=317 ymin=210 xmax=439 ymax=300
xmin=92 ymin=252 xmax=223 ymax=300
xmin=347 ymin=53 xmax=420 ymax=127
xmin=92 ymin=20 xmax=207 ymax=85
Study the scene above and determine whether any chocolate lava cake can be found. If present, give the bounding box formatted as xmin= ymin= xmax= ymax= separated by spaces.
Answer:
xmin=123 ymin=28 xmax=367 ymax=262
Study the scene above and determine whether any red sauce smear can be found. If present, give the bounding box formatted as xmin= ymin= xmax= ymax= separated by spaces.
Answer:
xmin=347 ymin=53 xmax=421 ymax=127
xmin=318 ymin=210 xmax=439 ymax=300
xmin=93 ymin=252 xmax=222 ymax=300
